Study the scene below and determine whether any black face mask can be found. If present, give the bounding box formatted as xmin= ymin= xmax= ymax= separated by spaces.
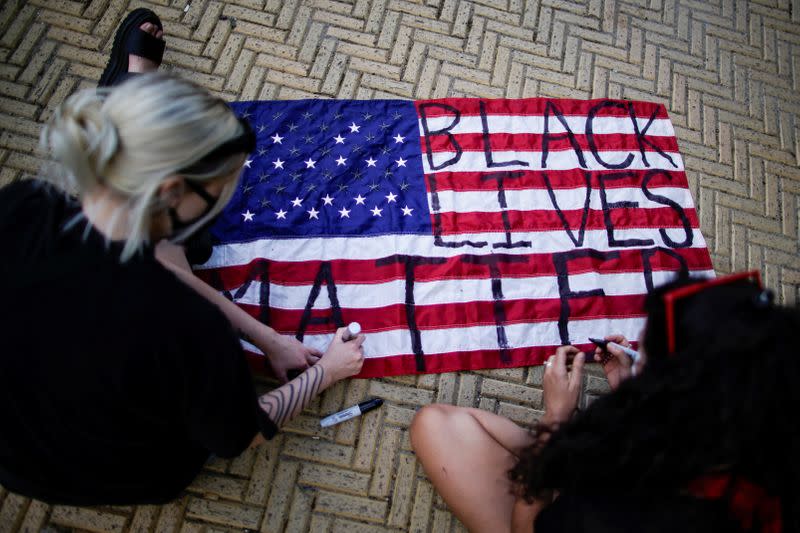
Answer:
xmin=168 ymin=179 xmax=220 ymax=237
xmin=169 ymin=115 xmax=256 ymax=240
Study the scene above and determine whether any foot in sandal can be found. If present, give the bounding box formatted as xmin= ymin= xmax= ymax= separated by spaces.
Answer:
xmin=98 ymin=8 xmax=166 ymax=87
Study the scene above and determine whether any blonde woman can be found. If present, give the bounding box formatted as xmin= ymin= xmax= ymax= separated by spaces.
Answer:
xmin=0 ymin=73 xmax=365 ymax=505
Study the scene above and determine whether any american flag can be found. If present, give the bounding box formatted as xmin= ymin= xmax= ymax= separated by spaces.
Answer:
xmin=194 ymin=98 xmax=714 ymax=378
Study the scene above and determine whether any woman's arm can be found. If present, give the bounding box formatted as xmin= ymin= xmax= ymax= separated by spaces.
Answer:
xmin=155 ymin=240 xmax=320 ymax=382
xmin=258 ymin=364 xmax=329 ymax=428
xmin=250 ymin=327 xmax=365 ymax=446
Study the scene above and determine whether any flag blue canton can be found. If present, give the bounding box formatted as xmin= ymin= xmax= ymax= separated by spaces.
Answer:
xmin=211 ymin=100 xmax=432 ymax=243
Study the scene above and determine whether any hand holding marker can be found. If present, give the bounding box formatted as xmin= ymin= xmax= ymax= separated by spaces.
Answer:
xmin=589 ymin=337 xmax=641 ymax=375
xmin=320 ymin=322 xmax=384 ymax=428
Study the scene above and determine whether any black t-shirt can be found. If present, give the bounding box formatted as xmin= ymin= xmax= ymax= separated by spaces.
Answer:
xmin=535 ymin=491 xmax=744 ymax=533
xmin=0 ymin=180 xmax=277 ymax=505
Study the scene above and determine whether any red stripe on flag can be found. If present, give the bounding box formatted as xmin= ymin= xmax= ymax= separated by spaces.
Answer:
xmin=434 ymin=207 xmax=699 ymax=235
xmin=414 ymin=98 xmax=668 ymax=118
xmin=357 ymin=346 xmax=554 ymax=377
xmin=426 ymin=169 xmax=690 ymax=192
xmin=423 ymin=132 xmax=679 ymax=154
xmin=241 ymin=294 xmax=646 ymax=335
xmin=195 ymin=247 xmax=712 ymax=289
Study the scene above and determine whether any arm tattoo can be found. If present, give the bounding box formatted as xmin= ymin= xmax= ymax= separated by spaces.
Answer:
xmin=258 ymin=365 xmax=325 ymax=428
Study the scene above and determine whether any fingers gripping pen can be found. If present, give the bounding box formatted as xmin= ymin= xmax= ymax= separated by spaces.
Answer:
xmin=612 ymin=343 xmax=640 ymax=364
xmin=589 ymin=337 xmax=641 ymax=376
xmin=287 ymin=323 xmax=363 ymax=382
xmin=588 ymin=337 xmax=640 ymax=364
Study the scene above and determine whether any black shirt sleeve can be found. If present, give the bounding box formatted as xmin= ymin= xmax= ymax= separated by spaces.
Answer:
xmin=161 ymin=278 xmax=278 ymax=458
xmin=0 ymin=180 xmax=66 ymax=270
xmin=0 ymin=179 xmax=41 ymax=220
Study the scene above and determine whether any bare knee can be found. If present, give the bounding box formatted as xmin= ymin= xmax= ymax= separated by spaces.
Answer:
xmin=410 ymin=404 xmax=470 ymax=453
xmin=410 ymin=404 xmax=447 ymax=450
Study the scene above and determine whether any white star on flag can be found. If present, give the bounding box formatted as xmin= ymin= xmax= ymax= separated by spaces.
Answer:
xmin=244 ymin=159 xmax=253 ymax=168
xmin=242 ymin=210 xmax=254 ymax=221
xmin=338 ymin=207 xmax=351 ymax=218
xmin=273 ymin=158 xmax=284 ymax=169
xmin=385 ymin=191 xmax=398 ymax=203
xmin=371 ymin=206 xmax=382 ymax=217
xmin=322 ymin=194 xmax=334 ymax=206
xmin=401 ymin=205 xmax=414 ymax=216
xmin=307 ymin=207 xmax=319 ymax=219
xmin=275 ymin=209 xmax=287 ymax=219
xmin=271 ymin=133 xmax=283 ymax=144
xmin=291 ymin=197 xmax=303 ymax=207
xmin=393 ymin=133 xmax=405 ymax=144
xmin=354 ymin=194 xmax=366 ymax=205
xmin=365 ymin=157 xmax=377 ymax=167
xmin=305 ymin=158 xmax=316 ymax=168
xmin=335 ymin=156 xmax=347 ymax=166
xmin=349 ymin=123 xmax=360 ymax=133
xmin=333 ymin=134 xmax=345 ymax=144
xmin=395 ymin=157 xmax=407 ymax=167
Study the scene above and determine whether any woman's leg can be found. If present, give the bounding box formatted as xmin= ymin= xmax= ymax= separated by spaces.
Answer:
xmin=410 ymin=404 xmax=537 ymax=533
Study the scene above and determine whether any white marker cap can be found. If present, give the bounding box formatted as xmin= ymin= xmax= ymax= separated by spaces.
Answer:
xmin=343 ymin=322 xmax=362 ymax=341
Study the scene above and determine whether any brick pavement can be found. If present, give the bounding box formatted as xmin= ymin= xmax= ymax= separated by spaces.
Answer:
xmin=1 ymin=0 xmax=798 ymax=531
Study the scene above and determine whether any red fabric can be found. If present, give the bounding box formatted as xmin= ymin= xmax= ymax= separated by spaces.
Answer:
xmin=239 ymin=294 xmax=647 ymax=334
xmin=426 ymin=168 xmax=690 ymax=192
xmin=424 ymin=132 xmax=680 ymax=153
xmin=415 ymin=98 xmax=669 ymax=118
xmin=689 ymin=474 xmax=782 ymax=533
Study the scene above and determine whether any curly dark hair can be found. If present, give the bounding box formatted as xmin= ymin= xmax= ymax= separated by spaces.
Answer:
xmin=510 ymin=275 xmax=800 ymax=531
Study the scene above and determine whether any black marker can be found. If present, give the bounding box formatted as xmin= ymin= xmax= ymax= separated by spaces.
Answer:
xmin=320 ymin=398 xmax=383 ymax=428
xmin=589 ymin=337 xmax=640 ymax=363
xmin=589 ymin=337 xmax=642 ymax=376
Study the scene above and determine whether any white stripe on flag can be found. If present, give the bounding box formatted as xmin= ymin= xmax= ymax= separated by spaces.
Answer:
xmin=430 ymin=186 xmax=696 ymax=214
xmin=198 ymin=229 xmax=709 ymax=268
xmin=418 ymin=116 xmax=676 ymax=137
xmin=421 ymin=150 xmax=684 ymax=174
xmin=231 ymin=270 xmax=714 ymax=310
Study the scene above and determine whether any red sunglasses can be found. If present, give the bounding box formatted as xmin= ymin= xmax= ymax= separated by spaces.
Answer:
xmin=662 ymin=270 xmax=763 ymax=354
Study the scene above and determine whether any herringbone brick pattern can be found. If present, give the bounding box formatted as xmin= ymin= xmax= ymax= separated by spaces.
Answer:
xmin=1 ymin=0 xmax=798 ymax=531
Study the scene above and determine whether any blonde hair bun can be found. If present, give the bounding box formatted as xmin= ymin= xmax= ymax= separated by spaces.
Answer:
xmin=40 ymin=73 xmax=248 ymax=261
xmin=42 ymin=90 xmax=120 ymax=193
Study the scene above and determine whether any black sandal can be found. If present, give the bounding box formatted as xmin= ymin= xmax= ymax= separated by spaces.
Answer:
xmin=98 ymin=8 xmax=165 ymax=87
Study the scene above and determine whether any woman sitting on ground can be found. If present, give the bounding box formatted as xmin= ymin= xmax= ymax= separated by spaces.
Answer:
xmin=0 ymin=73 xmax=364 ymax=505
xmin=411 ymin=273 xmax=798 ymax=532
